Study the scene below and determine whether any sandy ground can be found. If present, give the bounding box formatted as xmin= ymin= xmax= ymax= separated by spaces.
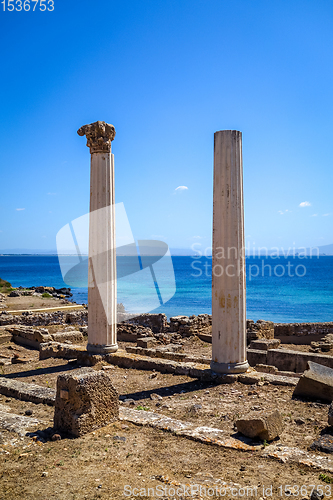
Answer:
xmin=3 ymin=294 xmax=80 ymax=311
xmin=0 ymin=334 xmax=333 ymax=499
xmin=0 ymin=293 xmax=333 ymax=499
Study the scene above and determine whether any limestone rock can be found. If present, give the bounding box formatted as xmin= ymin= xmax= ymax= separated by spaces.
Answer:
xmin=51 ymin=330 xmax=83 ymax=343
xmin=0 ymin=377 xmax=55 ymax=405
xmin=137 ymin=337 xmax=157 ymax=348
xmin=0 ymin=309 xmax=88 ymax=327
xmin=293 ymin=361 xmax=333 ymax=402
xmin=54 ymin=368 xmax=119 ymax=437
xmin=236 ymin=410 xmax=283 ymax=441
xmin=169 ymin=314 xmax=211 ymax=337
xmin=250 ymin=339 xmax=280 ymax=350
xmin=39 ymin=342 xmax=84 ymax=360
xmin=5 ymin=325 xmax=52 ymax=347
xmin=309 ymin=434 xmax=333 ymax=454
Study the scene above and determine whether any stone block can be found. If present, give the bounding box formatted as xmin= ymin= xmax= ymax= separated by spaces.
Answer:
xmin=137 ymin=337 xmax=157 ymax=348
xmin=249 ymin=339 xmax=280 ymax=350
xmin=0 ymin=377 xmax=55 ymax=405
xmin=54 ymin=368 xmax=119 ymax=437
xmin=157 ymin=343 xmax=183 ymax=353
xmin=6 ymin=325 xmax=51 ymax=348
xmin=39 ymin=342 xmax=85 ymax=360
xmin=247 ymin=349 xmax=268 ymax=366
xmin=266 ymin=349 xmax=297 ymax=372
xmin=236 ymin=410 xmax=283 ymax=441
xmin=247 ymin=320 xmax=274 ymax=342
xmin=238 ymin=373 xmax=261 ymax=385
xmin=295 ymin=351 xmax=333 ymax=373
xmin=255 ymin=364 xmax=278 ymax=374
xmin=117 ymin=322 xmax=153 ymax=342
xmin=51 ymin=331 xmax=83 ymax=343
xmin=128 ymin=313 xmax=168 ymax=333
xmin=170 ymin=315 xmax=189 ymax=325
xmin=174 ymin=364 xmax=190 ymax=376
xmin=293 ymin=361 xmax=333 ymax=402
xmin=197 ymin=333 xmax=212 ymax=343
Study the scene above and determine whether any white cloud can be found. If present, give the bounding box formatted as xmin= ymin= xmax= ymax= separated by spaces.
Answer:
xmin=278 ymin=209 xmax=291 ymax=215
xmin=192 ymin=236 xmax=202 ymax=239
xmin=299 ymin=201 xmax=311 ymax=207
xmin=311 ymin=214 xmax=318 ymax=217
xmin=47 ymin=192 xmax=57 ymax=196
xmin=322 ymin=213 xmax=331 ymax=217
xmin=16 ymin=208 xmax=25 ymax=211
xmin=174 ymin=186 xmax=188 ymax=193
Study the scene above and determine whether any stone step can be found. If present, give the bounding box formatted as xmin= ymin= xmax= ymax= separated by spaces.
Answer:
xmin=0 ymin=377 xmax=56 ymax=405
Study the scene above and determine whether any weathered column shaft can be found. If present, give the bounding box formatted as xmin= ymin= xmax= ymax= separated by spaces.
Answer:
xmin=78 ymin=121 xmax=118 ymax=354
xmin=211 ymin=130 xmax=249 ymax=374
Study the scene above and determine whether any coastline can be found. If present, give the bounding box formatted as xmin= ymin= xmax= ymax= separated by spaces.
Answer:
xmin=2 ymin=253 xmax=333 ymax=323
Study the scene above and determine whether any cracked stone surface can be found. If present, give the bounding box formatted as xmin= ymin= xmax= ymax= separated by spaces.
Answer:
xmin=119 ymin=407 xmax=260 ymax=451
xmin=262 ymin=444 xmax=333 ymax=473
xmin=0 ymin=410 xmax=40 ymax=436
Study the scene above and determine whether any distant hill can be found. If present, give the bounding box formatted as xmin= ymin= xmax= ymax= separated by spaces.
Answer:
xmin=245 ymin=244 xmax=333 ymax=257
xmin=1 ymin=244 xmax=333 ymax=257
xmin=312 ymin=243 xmax=333 ymax=256
xmin=0 ymin=249 xmax=58 ymax=255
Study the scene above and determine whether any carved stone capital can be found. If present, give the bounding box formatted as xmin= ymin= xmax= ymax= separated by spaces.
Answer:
xmin=77 ymin=121 xmax=116 ymax=153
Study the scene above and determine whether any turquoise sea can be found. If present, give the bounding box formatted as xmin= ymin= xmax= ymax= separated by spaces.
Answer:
xmin=0 ymin=255 xmax=333 ymax=323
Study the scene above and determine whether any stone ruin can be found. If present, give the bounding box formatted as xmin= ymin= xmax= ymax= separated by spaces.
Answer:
xmin=54 ymin=368 xmax=119 ymax=437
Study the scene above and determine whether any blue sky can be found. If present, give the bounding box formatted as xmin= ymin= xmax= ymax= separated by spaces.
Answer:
xmin=0 ymin=0 xmax=332 ymax=253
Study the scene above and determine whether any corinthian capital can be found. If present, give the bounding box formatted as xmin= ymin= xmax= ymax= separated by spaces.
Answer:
xmin=77 ymin=121 xmax=116 ymax=153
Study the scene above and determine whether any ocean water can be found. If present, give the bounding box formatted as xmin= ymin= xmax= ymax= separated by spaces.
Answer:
xmin=0 ymin=255 xmax=333 ymax=323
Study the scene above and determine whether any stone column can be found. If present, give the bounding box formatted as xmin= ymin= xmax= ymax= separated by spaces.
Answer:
xmin=77 ymin=121 xmax=118 ymax=353
xmin=211 ymin=130 xmax=249 ymax=374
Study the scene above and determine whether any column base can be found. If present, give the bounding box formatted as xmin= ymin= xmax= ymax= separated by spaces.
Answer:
xmin=210 ymin=359 xmax=249 ymax=374
xmin=87 ymin=343 xmax=118 ymax=354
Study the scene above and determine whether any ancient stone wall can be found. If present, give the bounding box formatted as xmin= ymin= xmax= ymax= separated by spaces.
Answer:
xmin=169 ymin=314 xmax=211 ymax=337
xmin=125 ymin=313 xmax=168 ymax=333
xmin=246 ymin=320 xmax=275 ymax=343
xmin=274 ymin=322 xmax=333 ymax=337
xmin=2 ymin=305 xmax=333 ymax=344
xmin=0 ymin=310 xmax=88 ymax=327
